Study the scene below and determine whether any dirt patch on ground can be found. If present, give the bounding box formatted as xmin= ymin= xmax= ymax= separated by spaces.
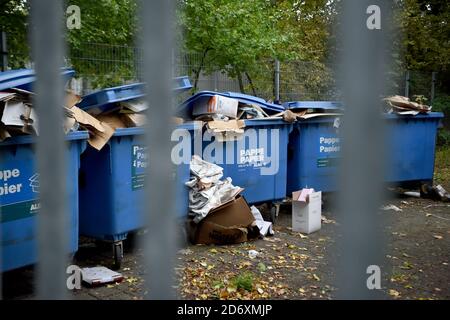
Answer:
xmin=3 ymin=193 xmax=448 ymax=300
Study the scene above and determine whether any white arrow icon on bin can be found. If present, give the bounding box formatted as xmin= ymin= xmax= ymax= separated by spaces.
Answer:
xmin=29 ymin=173 xmax=40 ymax=193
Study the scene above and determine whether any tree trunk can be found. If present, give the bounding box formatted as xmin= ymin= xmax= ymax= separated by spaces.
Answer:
xmin=237 ymin=72 xmax=245 ymax=93
xmin=245 ymin=72 xmax=257 ymax=96
xmin=193 ymin=49 xmax=209 ymax=93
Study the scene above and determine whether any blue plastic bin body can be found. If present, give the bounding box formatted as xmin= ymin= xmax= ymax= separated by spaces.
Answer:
xmin=78 ymin=123 xmax=198 ymax=241
xmin=0 ymin=131 xmax=88 ymax=272
xmin=287 ymin=117 xmax=341 ymax=194
xmin=286 ymin=112 xmax=444 ymax=194
xmin=384 ymin=113 xmax=444 ymax=183
xmin=201 ymin=119 xmax=292 ymax=204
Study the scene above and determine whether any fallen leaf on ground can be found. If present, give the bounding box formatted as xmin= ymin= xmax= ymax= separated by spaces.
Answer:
xmin=126 ymin=277 xmax=139 ymax=284
xmin=389 ymin=289 xmax=400 ymax=297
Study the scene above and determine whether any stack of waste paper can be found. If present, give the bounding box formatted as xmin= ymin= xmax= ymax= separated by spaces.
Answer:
xmin=278 ymin=101 xmax=344 ymax=123
xmin=186 ymin=155 xmax=243 ymax=223
xmin=186 ymin=155 xmax=273 ymax=245
xmin=383 ymin=95 xmax=432 ymax=115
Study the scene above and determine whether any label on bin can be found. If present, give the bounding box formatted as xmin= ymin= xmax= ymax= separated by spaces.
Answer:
xmin=1 ymin=167 xmax=40 ymax=222
xmin=317 ymin=136 xmax=340 ymax=168
xmin=317 ymin=158 xmax=339 ymax=168
xmin=131 ymin=145 xmax=148 ymax=191
xmin=130 ymin=144 xmax=178 ymax=191
xmin=319 ymin=136 xmax=341 ymax=154
xmin=0 ymin=199 xmax=40 ymax=223
xmin=238 ymin=148 xmax=266 ymax=168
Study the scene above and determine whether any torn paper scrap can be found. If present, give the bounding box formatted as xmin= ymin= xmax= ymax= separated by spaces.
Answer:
xmin=293 ymin=188 xmax=315 ymax=203
xmin=189 ymin=155 xmax=223 ymax=180
xmin=250 ymin=205 xmax=274 ymax=237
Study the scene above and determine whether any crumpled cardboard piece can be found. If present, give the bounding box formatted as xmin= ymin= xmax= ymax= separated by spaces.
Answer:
xmin=206 ymin=119 xmax=246 ymax=142
xmin=0 ymin=125 xmax=11 ymax=141
xmin=65 ymin=90 xmax=82 ymax=109
xmin=383 ymin=95 xmax=431 ymax=114
xmin=68 ymin=106 xmax=114 ymax=150
xmin=97 ymin=113 xmax=127 ymax=130
xmin=189 ymin=195 xmax=259 ymax=245
xmin=121 ymin=113 xmax=147 ymax=127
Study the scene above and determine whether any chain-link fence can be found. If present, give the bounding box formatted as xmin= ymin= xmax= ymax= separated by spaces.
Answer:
xmin=66 ymin=43 xmax=343 ymax=101
xmin=5 ymin=41 xmax=449 ymax=105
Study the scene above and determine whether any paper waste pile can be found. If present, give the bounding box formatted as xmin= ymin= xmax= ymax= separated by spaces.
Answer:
xmin=0 ymin=88 xmax=116 ymax=150
xmin=186 ymin=155 xmax=243 ymax=223
xmin=186 ymin=155 xmax=273 ymax=244
xmin=383 ymin=95 xmax=432 ymax=115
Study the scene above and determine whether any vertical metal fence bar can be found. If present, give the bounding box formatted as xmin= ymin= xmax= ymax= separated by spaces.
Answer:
xmin=31 ymin=0 xmax=68 ymax=299
xmin=274 ymin=59 xmax=280 ymax=102
xmin=405 ymin=70 xmax=410 ymax=98
xmin=0 ymin=219 xmax=1 ymax=299
xmin=431 ymin=72 xmax=436 ymax=104
xmin=138 ymin=0 xmax=176 ymax=299
xmin=0 ymin=31 xmax=7 ymax=71
xmin=336 ymin=0 xmax=389 ymax=299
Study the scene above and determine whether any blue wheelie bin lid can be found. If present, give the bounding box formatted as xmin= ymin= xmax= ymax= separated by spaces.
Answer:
xmin=77 ymin=76 xmax=193 ymax=115
xmin=0 ymin=68 xmax=75 ymax=91
xmin=283 ymin=101 xmax=344 ymax=111
xmin=177 ymin=91 xmax=285 ymax=118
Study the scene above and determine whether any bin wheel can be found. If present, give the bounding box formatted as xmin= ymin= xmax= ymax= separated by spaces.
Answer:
xmin=270 ymin=203 xmax=280 ymax=224
xmin=112 ymin=241 xmax=123 ymax=270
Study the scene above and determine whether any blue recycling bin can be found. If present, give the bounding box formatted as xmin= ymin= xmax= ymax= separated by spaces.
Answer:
xmin=286 ymin=105 xmax=444 ymax=194
xmin=79 ymin=123 xmax=199 ymax=268
xmin=0 ymin=132 xmax=88 ymax=272
xmin=179 ymin=91 xmax=291 ymax=216
xmin=77 ymin=78 xmax=195 ymax=268
xmin=384 ymin=113 xmax=444 ymax=183
xmin=200 ymin=119 xmax=292 ymax=206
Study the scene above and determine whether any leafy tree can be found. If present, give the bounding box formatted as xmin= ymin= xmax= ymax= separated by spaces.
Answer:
xmin=0 ymin=0 xmax=29 ymax=69
xmin=397 ymin=0 xmax=450 ymax=71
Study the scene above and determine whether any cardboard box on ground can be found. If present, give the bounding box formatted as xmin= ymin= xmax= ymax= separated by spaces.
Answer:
xmin=188 ymin=195 xmax=260 ymax=245
xmin=292 ymin=189 xmax=322 ymax=234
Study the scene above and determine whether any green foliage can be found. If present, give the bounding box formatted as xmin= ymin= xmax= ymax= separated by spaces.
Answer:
xmin=0 ymin=0 xmax=29 ymax=69
xmin=396 ymin=0 xmax=450 ymax=71
xmin=432 ymin=94 xmax=450 ymax=113
xmin=437 ymin=129 xmax=450 ymax=147
xmin=233 ymin=272 xmax=254 ymax=292
xmin=67 ymin=0 xmax=136 ymax=49
xmin=178 ymin=0 xmax=333 ymax=94
xmin=0 ymin=0 xmax=137 ymax=88
xmin=431 ymin=95 xmax=450 ymax=147
xmin=66 ymin=0 xmax=137 ymax=88
xmin=1 ymin=0 xmax=450 ymax=96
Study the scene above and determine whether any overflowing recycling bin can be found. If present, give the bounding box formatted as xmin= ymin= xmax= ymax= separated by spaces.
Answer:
xmin=285 ymin=101 xmax=444 ymax=194
xmin=0 ymin=132 xmax=88 ymax=272
xmin=77 ymin=77 xmax=195 ymax=268
xmin=0 ymin=68 xmax=89 ymax=272
xmin=178 ymin=91 xmax=292 ymax=219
